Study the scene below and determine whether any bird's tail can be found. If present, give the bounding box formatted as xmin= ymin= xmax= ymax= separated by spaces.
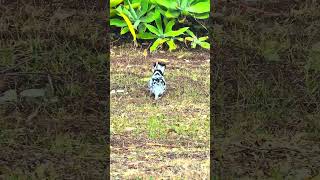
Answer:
xmin=154 ymin=94 xmax=159 ymax=100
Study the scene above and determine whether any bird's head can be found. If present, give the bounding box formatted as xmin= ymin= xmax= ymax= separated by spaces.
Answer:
xmin=152 ymin=62 xmax=166 ymax=75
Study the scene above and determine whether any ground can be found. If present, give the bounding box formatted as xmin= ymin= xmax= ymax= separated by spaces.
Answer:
xmin=110 ymin=46 xmax=210 ymax=178
xmin=212 ymin=1 xmax=320 ymax=179
xmin=0 ymin=2 xmax=108 ymax=179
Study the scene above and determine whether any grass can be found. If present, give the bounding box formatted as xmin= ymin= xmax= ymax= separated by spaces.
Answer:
xmin=212 ymin=0 xmax=320 ymax=179
xmin=110 ymin=45 xmax=210 ymax=178
xmin=0 ymin=2 xmax=107 ymax=179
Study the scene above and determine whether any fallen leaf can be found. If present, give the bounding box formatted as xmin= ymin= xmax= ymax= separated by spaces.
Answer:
xmin=0 ymin=89 xmax=17 ymax=104
xmin=20 ymin=88 xmax=45 ymax=98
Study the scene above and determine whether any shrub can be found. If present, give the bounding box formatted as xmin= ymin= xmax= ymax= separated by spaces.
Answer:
xmin=110 ymin=0 xmax=210 ymax=51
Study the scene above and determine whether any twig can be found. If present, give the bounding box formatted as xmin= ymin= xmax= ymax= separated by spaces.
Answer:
xmin=47 ymin=73 xmax=54 ymax=94
xmin=26 ymin=103 xmax=42 ymax=122
xmin=146 ymin=143 xmax=178 ymax=148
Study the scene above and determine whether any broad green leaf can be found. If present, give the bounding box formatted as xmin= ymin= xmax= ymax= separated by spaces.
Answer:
xmin=121 ymin=6 xmax=134 ymax=20
xmin=133 ymin=20 xmax=141 ymax=29
xmin=137 ymin=32 xmax=158 ymax=39
xmin=138 ymin=0 xmax=149 ymax=17
xmin=193 ymin=12 xmax=209 ymax=19
xmin=120 ymin=27 xmax=129 ymax=34
xmin=142 ymin=10 xmax=160 ymax=23
xmin=164 ymin=20 xmax=175 ymax=33
xmin=185 ymin=37 xmax=194 ymax=41
xmin=180 ymin=0 xmax=188 ymax=9
xmin=150 ymin=38 xmax=167 ymax=52
xmin=126 ymin=0 xmax=138 ymax=20
xmin=166 ymin=39 xmax=176 ymax=51
xmin=187 ymin=2 xmax=210 ymax=13
xmin=119 ymin=12 xmax=136 ymax=41
xmin=155 ymin=15 xmax=163 ymax=34
xmin=176 ymin=37 xmax=184 ymax=42
xmin=123 ymin=2 xmax=140 ymax=10
xmin=156 ymin=0 xmax=177 ymax=9
xmin=164 ymin=27 xmax=189 ymax=37
xmin=110 ymin=18 xmax=127 ymax=27
xmin=163 ymin=16 xmax=168 ymax=25
xmin=149 ymin=0 xmax=156 ymax=4
xmin=110 ymin=9 xmax=117 ymax=17
xmin=199 ymin=36 xmax=209 ymax=41
xmin=199 ymin=41 xmax=210 ymax=49
xmin=110 ymin=0 xmax=124 ymax=8
xmin=186 ymin=29 xmax=196 ymax=38
xmin=138 ymin=24 xmax=147 ymax=32
xmin=145 ymin=24 xmax=161 ymax=36
xmin=164 ymin=10 xmax=180 ymax=18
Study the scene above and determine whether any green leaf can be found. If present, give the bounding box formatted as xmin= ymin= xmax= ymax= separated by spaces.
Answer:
xmin=176 ymin=37 xmax=184 ymax=42
xmin=121 ymin=6 xmax=134 ymax=20
xmin=138 ymin=23 xmax=147 ymax=32
xmin=137 ymin=32 xmax=158 ymax=39
xmin=126 ymin=0 xmax=138 ymax=20
xmin=164 ymin=27 xmax=189 ymax=37
xmin=164 ymin=20 xmax=175 ymax=33
xmin=193 ymin=12 xmax=209 ymax=19
xmin=138 ymin=0 xmax=149 ymax=17
xmin=180 ymin=0 xmax=188 ymax=10
xmin=133 ymin=20 xmax=141 ymax=29
xmin=150 ymin=38 xmax=167 ymax=52
xmin=110 ymin=18 xmax=127 ymax=27
xmin=187 ymin=2 xmax=210 ymax=13
xmin=164 ymin=10 xmax=180 ymax=18
xmin=186 ymin=29 xmax=196 ymax=38
xmin=119 ymin=12 xmax=137 ymax=41
xmin=198 ymin=36 xmax=209 ymax=41
xmin=110 ymin=0 xmax=124 ymax=8
xmin=142 ymin=10 xmax=160 ymax=23
xmin=156 ymin=0 xmax=177 ymax=9
xmin=155 ymin=15 xmax=163 ymax=34
xmin=166 ymin=39 xmax=176 ymax=51
xmin=121 ymin=27 xmax=129 ymax=34
xmin=199 ymin=41 xmax=210 ymax=49
xmin=191 ymin=42 xmax=197 ymax=48
xmin=145 ymin=24 xmax=161 ymax=36
xmin=185 ymin=37 xmax=194 ymax=41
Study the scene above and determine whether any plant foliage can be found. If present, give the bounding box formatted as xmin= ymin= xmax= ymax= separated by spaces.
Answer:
xmin=110 ymin=0 xmax=210 ymax=52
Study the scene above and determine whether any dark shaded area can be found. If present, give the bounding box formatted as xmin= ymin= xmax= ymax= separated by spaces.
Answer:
xmin=211 ymin=0 xmax=320 ymax=179
xmin=0 ymin=1 xmax=108 ymax=179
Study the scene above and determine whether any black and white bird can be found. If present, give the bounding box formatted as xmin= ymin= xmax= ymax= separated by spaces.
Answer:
xmin=148 ymin=62 xmax=166 ymax=100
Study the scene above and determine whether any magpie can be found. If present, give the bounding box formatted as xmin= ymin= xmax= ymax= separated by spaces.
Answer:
xmin=148 ymin=62 xmax=166 ymax=100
